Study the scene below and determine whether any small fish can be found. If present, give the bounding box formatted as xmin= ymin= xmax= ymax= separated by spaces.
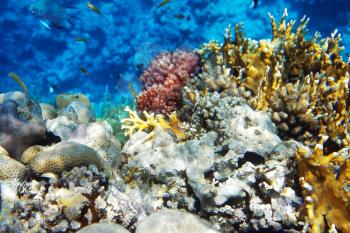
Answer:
xmin=79 ymin=66 xmax=90 ymax=76
xmin=49 ymin=86 xmax=55 ymax=94
xmin=8 ymin=72 xmax=29 ymax=96
xmin=158 ymin=0 xmax=171 ymax=8
xmin=29 ymin=0 xmax=77 ymax=29
xmin=136 ymin=63 xmax=144 ymax=71
xmin=175 ymin=13 xmax=185 ymax=19
xmin=75 ymin=37 xmax=90 ymax=42
xmin=129 ymin=82 xmax=137 ymax=98
xmin=86 ymin=2 xmax=103 ymax=17
xmin=250 ymin=0 xmax=258 ymax=9
xmin=40 ymin=20 xmax=52 ymax=30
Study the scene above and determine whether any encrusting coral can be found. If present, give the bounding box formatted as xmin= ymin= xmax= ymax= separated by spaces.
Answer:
xmin=180 ymin=9 xmax=350 ymax=233
xmin=137 ymin=50 xmax=198 ymax=115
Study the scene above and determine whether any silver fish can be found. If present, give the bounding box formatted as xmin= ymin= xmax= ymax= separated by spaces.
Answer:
xmin=250 ymin=0 xmax=258 ymax=9
xmin=29 ymin=0 xmax=77 ymax=29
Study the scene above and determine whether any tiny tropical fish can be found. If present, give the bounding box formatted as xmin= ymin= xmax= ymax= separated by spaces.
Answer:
xmin=8 ymin=72 xmax=29 ymax=96
xmin=136 ymin=63 xmax=144 ymax=71
xmin=79 ymin=66 xmax=90 ymax=76
xmin=158 ymin=0 xmax=171 ymax=8
xmin=175 ymin=13 xmax=185 ymax=19
xmin=75 ymin=37 xmax=90 ymax=42
xmin=86 ymin=2 xmax=103 ymax=17
xmin=129 ymin=82 xmax=137 ymax=98
xmin=250 ymin=0 xmax=258 ymax=9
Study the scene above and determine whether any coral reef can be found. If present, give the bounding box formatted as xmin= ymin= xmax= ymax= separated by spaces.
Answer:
xmin=185 ymin=9 xmax=349 ymax=147
xmin=0 ymin=91 xmax=46 ymax=160
xmin=137 ymin=50 xmax=198 ymax=114
xmin=120 ymin=113 xmax=304 ymax=232
xmin=180 ymin=10 xmax=350 ymax=233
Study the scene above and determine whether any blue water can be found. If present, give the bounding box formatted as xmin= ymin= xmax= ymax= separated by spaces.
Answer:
xmin=1 ymin=0 xmax=349 ymax=113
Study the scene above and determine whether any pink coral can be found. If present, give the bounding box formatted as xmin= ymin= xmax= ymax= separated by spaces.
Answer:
xmin=137 ymin=50 xmax=198 ymax=114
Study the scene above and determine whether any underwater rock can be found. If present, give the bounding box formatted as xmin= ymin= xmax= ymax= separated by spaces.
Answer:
xmin=56 ymin=93 xmax=91 ymax=110
xmin=183 ymin=92 xmax=281 ymax=156
xmin=68 ymin=121 xmax=121 ymax=166
xmin=46 ymin=115 xmax=78 ymax=141
xmin=23 ymin=141 xmax=108 ymax=174
xmin=2 ymin=166 xmax=108 ymax=232
xmin=63 ymin=101 xmax=96 ymax=124
xmin=95 ymin=184 xmax=146 ymax=229
xmin=40 ymin=103 xmax=58 ymax=120
xmin=121 ymin=124 xmax=303 ymax=232
xmin=0 ymin=91 xmax=46 ymax=160
xmin=0 ymin=180 xmax=22 ymax=225
xmin=55 ymin=188 xmax=90 ymax=221
xmin=77 ymin=223 xmax=131 ymax=233
xmin=135 ymin=208 xmax=219 ymax=233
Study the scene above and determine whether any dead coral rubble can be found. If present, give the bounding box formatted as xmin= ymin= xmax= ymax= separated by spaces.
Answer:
xmin=120 ymin=97 xmax=304 ymax=233
xmin=1 ymin=166 xmax=143 ymax=233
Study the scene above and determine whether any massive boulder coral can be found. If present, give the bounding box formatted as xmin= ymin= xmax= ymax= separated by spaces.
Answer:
xmin=137 ymin=50 xmax=198 ymax=114
xmin=21 ymin=141 xmax=110 ymax=175
xmin=0 ymin=91 xmax=46 ymax=160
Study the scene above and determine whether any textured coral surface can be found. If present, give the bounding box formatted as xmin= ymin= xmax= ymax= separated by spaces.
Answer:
xmin=137 ymin=50 xmax=198 ymax=114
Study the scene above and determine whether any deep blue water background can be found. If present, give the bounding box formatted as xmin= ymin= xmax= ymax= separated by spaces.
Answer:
xmin=0 ymin=0 xmax=349 ymax=114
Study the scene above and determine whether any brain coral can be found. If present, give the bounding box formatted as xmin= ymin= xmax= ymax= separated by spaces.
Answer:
xmin=22 ymin=141 xmax=109 ymax=175
xmin=0 ymin=149 xmax=28 ymax=180
xmin=137 ymin=50 xmax=198 ymax=115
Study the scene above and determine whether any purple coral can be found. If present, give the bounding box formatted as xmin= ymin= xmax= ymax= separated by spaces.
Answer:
xmin=137 ymin=50 xmax=198 ymax=115
xmin=0 ymin=99 xmax=46 ymax=160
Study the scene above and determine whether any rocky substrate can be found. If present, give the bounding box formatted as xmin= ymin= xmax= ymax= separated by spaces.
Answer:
xmin=0 ymin=91 xmax=306 ymax=232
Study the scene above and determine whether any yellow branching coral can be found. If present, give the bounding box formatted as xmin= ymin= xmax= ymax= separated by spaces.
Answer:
xmin=297 ymin=137 xmax=350 ymax=233
xmin=121 ymin=107 xmax=185 ymax=139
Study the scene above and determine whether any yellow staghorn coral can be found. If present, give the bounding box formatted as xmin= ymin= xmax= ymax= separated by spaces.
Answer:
xmin=121 ymin=106 xmax=185 ymax=139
